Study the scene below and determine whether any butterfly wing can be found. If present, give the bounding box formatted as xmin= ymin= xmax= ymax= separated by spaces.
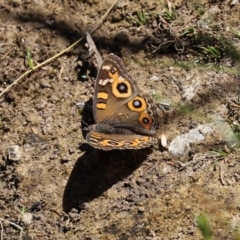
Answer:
xmin=93 ymin=54 xmax=161 ymax=135
xmin=86 ymin=54 xmax=163 ymax=150
xmin=93 ymin=53 xmax=138 ymax=122
xmin=86 ymin=131 xmax=156 ymax=150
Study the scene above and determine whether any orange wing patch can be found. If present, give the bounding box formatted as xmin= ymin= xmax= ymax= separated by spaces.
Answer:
xmin=97 ymin=92 xmax=108 ymax=100
xmin=138 ymin=112 xmax=153 ymax=130
xmin=127 ymin=96 xmax=147 ymax=112
xmin=96 ymin=103 xmax=107 ymax=110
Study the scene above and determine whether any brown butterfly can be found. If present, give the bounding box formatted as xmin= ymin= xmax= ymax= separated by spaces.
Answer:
xmin=86 ymin=54 xmax=163 ymax=150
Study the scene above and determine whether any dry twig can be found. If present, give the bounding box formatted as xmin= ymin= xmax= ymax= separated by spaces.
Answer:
xmin=0 ymin=0 xmax=118 ymax=99
xmin=0 ymin=219 xmax=3 ymax=240
xmin=0 ymin=218 xmax=23 ymax=240
xmin=219 ymin=161 xmax=226 ymax=185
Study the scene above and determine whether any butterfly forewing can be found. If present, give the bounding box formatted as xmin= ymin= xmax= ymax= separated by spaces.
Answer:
xmin=93 ymin=54 xmax=139 ymax=123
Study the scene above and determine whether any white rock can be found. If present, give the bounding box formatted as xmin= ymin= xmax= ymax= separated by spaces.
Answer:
xmin=168 ymin=124 xmax=213 ymax=157
xmin=149 ymin=75 xmax=160 ymax=81
xmin=20 ymin=212 xmax=33 ymax=225
xmin=8 ymin=145 xmax=22 ymax=161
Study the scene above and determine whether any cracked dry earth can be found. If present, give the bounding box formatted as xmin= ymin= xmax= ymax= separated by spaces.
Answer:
xmin=0 ymin=0 xmax=240 ymax=239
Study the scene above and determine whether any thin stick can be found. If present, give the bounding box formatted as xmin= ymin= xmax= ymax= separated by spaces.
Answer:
xmin=0 ymin=218 xmax=23 ymax=240
xmin=219 ymin=162 xmax=226 ymax=185
xmin=0 ymin=0 xmax=118 ymax=98
xmin=0 ymin=218 xmax=23 ymax=231
xmin=0 ymin=219 xmax=3 ymax=240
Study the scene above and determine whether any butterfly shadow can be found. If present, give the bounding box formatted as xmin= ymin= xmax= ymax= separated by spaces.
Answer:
xmin=62 ymin=101 xmax=153 ymax=212
xmin=62 ymin=146 xmax=152 ymax=213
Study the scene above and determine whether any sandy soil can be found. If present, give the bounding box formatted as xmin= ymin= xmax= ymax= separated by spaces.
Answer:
xmin=0 ymin=0 xmax=240 ymax=239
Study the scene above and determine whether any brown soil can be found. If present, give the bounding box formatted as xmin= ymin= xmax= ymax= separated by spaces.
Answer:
xmin=0 ymin=0 xmax=240 ymax=239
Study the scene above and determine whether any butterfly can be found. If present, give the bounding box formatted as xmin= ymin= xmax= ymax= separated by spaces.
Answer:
xmin=86 ymin=53 xmax=163 ymax=150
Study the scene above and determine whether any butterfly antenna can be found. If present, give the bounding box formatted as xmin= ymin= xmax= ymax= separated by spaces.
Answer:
xmin=81 ymin=119 xmax=89 ymax=125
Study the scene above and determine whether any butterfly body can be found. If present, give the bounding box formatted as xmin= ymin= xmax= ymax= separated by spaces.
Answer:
xmin=86 ymin=53 xmax=163 ymax=150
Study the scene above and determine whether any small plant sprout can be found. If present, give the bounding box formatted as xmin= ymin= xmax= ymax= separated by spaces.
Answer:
xmin=201 ymin=46 xmax=221 ymax=59
xmin=230 ymin=26 xmax=240 ymax=39
xmin=21 ymin=206 xmax=28 ymax=214
xmin=196 ymin=215 xmax=213 ymax=240
xmin=163 ymin=7 xmax=175 ymax=21
xmin=27 ymin=47 xmax=34 ymax=69
xmin=137 ymin=9 xmax=148 ymax=25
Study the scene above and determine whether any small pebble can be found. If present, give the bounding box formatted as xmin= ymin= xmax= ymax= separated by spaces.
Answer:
xmin=20 ymin=212 xmax=33 ymax=225
xmin=149 ymin=75 xmax=160 ymax=81
xmin=138 ymin=207 xmax=145 ymax=213
xmin=8 ymin=145 xmax=22 ymax=161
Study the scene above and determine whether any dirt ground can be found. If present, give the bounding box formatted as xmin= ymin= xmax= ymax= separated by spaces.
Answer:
xmin=0 ymin=0 xmax=240 ymax=239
